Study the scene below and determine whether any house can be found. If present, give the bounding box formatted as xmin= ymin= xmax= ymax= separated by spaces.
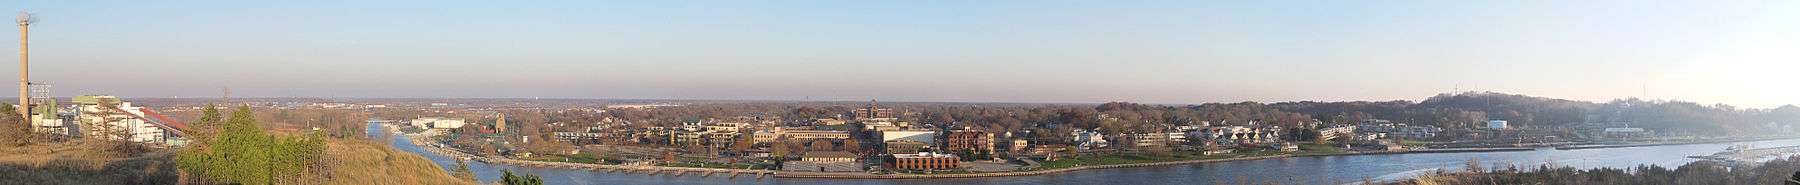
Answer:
xmin=1194 ymin=126 xmax=1281 ymax=145
xmin=1008 ymin=139 xmax=1030 ymax=154
xmin=1071 ymin=129 xmax=1109 ymax=149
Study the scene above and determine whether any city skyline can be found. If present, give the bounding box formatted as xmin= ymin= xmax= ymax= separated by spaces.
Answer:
xmin=4 ymin=1 xmax=1799 ymax=107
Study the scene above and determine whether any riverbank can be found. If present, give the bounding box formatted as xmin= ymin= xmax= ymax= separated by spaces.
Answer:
xmin=388 ymin=124 xmax=1300 ymax=179
xmin=388 ymin=125 xmax=779 ymax=180
xmin=384 ymin=122 xmax=1800 ymax=181
xmin=1555 ymin=135 xmax=1800 ymax=150
xmin=776 ymin=154 xmax=1289 ymax=179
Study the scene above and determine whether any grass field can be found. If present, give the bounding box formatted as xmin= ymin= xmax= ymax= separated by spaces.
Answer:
xmin=1294 ymin=143 xmax=1350 ymax=156
xmin=320 ymin=139 xmax=475 ymax=185
xmin=0 ymin=143 xmax=181 ymax=185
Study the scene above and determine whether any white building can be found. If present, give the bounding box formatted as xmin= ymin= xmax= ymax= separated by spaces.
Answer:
xmin=72 ymin=95 xmax=183 ymax=145
xmin=1487 ymin=120 xmax=1509 ymax=129
xmin=411 ymin=117 xmax=467 ymax=129
xmin=881 ymin=130 xmax=937 ymax=145
xmin=1071 ymin=129 xmax=1109 ymax=149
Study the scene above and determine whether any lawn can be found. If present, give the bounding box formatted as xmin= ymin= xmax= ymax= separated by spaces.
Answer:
xmin=525 ymin=153 xmax=604 ymax=164
xmin=1294 ymin=143 xmax=1349 ymax=156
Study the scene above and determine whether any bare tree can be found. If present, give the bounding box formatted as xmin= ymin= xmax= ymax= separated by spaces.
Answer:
xmin=81 ymin=98 xmax=143 ymax=157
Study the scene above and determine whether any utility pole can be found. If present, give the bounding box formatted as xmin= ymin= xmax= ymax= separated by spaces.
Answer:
xmin=16 ymin=11 xmax=31 ymax=120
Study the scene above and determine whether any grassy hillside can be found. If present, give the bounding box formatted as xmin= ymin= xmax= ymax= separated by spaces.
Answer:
xmin=323 ymin=139 xmax=475 ymax=185
xmin=0 ymin=143 xmax=181 ymax=185
xmin=0 ymin=139 xmax=472 ymax=185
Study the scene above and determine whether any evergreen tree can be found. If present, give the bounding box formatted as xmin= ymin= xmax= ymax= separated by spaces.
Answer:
xmin=177 ymin=106 xmax=325 ymax=184
xmin=499 ymin=169 xmax=544 ymax=185
xmin=195 ymin=104 xmax=223 ymax=140
xmin=452 ymin=159 xmax=478 ymax=181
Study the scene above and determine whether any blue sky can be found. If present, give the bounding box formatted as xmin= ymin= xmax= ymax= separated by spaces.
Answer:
xmin=4 ymin=1 xmax=1798 ymax=107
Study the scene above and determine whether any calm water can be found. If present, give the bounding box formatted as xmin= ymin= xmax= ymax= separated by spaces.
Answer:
xmin=368 ymin=121 xmax=1800 ymax=185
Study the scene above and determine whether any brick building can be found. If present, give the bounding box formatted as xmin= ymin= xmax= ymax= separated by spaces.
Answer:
xmin=944 ymin=130 xmax=995 ymax=155
xmin=888 ymin=152 xmax=959 ymax=170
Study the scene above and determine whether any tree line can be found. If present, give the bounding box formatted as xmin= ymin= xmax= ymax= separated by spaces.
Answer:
xmin=175 ymin=105 xmax=327 ymax=184
xmin=1395 ymin=155 xmax=1800 ymax=185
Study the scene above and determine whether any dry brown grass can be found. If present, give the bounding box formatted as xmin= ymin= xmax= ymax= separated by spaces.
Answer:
xmin=0 ymin=139 xmax=474 ymax=185
xmin=0 ymin=143 xmax=181 ymax=185
xmin=322 ymin=139 xmax=476 ymax=185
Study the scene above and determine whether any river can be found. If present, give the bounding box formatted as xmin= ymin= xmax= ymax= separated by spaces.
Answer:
xmin=367 ymin=121 xmax=1800 ymax=185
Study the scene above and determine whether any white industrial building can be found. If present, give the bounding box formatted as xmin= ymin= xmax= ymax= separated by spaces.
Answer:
xmin=411 ymin=117 xmax=467 ymax=129
xmin=68 ymin=95 xmax=187 ymax=146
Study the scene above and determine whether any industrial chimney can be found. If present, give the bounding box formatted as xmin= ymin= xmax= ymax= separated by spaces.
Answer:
xmin=16 ymin=11 xmax=30 ymax=119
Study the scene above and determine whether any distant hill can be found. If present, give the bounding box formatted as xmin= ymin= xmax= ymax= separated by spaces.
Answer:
xmin=1272 ymin=92 xmax=1800 ymax=135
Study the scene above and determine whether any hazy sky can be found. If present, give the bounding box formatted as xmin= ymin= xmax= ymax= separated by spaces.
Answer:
xmin=4 ymin=1 xmax=1798 ymax=107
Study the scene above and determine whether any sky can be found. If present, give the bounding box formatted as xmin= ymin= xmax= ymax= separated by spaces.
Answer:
xmin=2 ymin=1 xmax=1798 ymax=107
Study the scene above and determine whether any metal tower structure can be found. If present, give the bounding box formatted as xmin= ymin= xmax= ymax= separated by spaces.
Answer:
xmin=29 ymin=83 xmax=49 ymax=114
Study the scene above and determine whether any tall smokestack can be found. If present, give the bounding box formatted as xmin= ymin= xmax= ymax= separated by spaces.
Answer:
xmin=16 ymin=11 xmax=30 ymax=119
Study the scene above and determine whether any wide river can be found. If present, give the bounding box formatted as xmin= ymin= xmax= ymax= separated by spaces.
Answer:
xmin=368 ymin=121 xmax=1800 ymax=185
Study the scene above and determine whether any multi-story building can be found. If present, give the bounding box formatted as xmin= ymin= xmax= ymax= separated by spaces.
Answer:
xmin=784 ymin=151 xmax=862 ymax=172
xmin=885 ymin=140 xmax=929 ymax=154
xmin=1353 ymin=119 xmax=1440 ymax=139
xmin=944 ymin=130 xmax=995 ymax=154
xmin=752 ymin=130 xmax=779 ymax=144
xmin=781 ymin=127 xmax=851 ymax=140
xmin=1316 ymin=125 xmax=1357 ymax=143
xmin=888 ymin=152 xmax=959 ymax=170
xmin=801 ymin=151 xmax=858 ymax=163
xmin=811 ymin=118 xmax=847 ymax=126
xmin=1127 ymin=132 xmax=1184 ymax=147
xmin=852 ymin=99 xmax=894 ymax=120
